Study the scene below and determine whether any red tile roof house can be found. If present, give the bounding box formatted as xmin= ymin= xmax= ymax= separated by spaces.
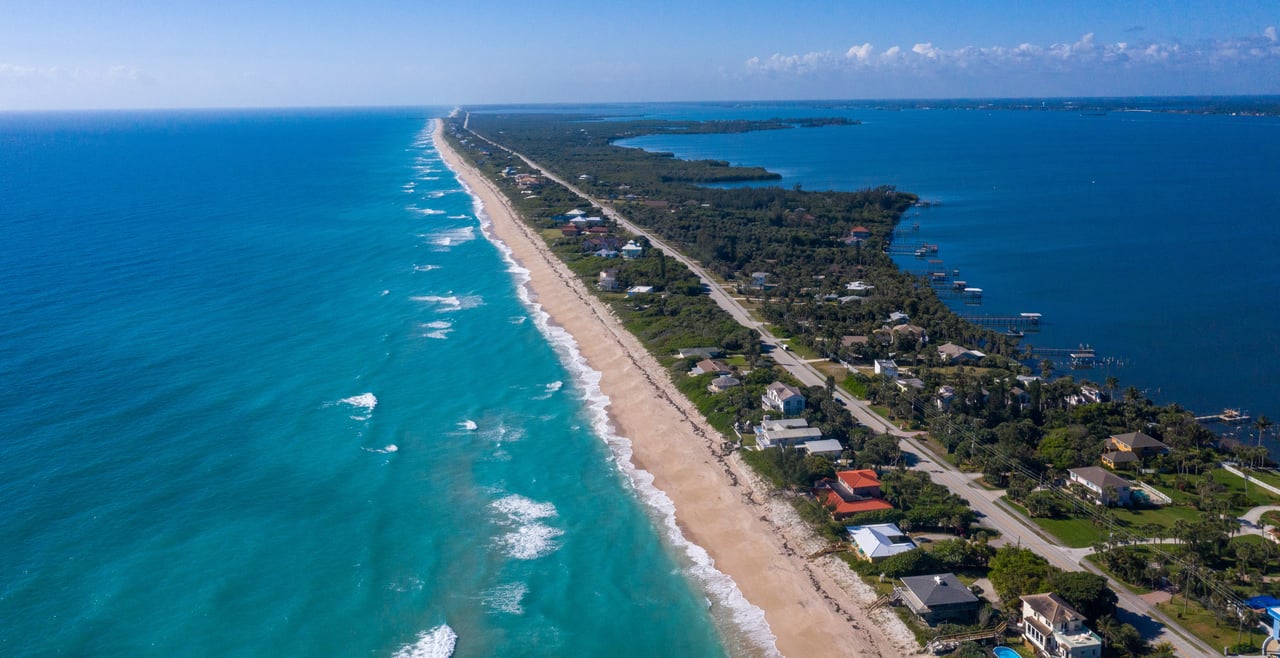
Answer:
xmin=814 ymin=469 xmax=894 ymax=519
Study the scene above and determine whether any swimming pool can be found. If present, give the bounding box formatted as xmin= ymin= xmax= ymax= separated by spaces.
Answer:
xmin=992 ymin=647 xmax=1021 ymax=658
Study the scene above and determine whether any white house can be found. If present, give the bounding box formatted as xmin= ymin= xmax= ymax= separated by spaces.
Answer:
xmin=754 ymin=418 xmax=822 ymax=449
xmin=1020 ymin=593 xmax=1103 ymax=658
xmin=762 ymin=382 xmax=805 ymax=415
xmin=874 ymin=359 xmax=899 ymax=380
xmin=936 ymin=342 xmax=986 ymax=364
xmin=621 ymin=240 xmax=644 ymax=260
xmin=847 ymin=523 xmax=917 ymax=562
xmin=626 ymin=285 xmax=655 ymax=297
xmin=801 ymin=439 xmax=845 ymax=459
xmin=598 ymin=269 xmax=619 ymax=292
xmin=1068 ymin=467 xmax=1133 ymax=506
xmin=844 ymin=280 xmax=875 ymax=295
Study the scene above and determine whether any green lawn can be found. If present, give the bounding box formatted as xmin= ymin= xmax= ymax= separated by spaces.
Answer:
xmin=1245 ymin=468 xmax=1280 ymax=490
xmin=1005 ymin=496 xmax=1209 ymax=548
xmin=1156 ymin=597 xmax=1261 ymax=655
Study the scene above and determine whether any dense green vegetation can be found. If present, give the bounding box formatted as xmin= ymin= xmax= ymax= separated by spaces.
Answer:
xmin=444 ymin=112 xmax=1262 ymax=656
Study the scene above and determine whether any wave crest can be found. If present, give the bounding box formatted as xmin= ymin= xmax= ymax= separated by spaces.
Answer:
xmin=391 ymin=625 xmax=456 ymax=658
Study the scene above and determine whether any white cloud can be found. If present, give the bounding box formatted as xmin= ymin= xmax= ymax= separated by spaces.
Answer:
xmin=744 ymin=30 xmax=1280 ymax=78
xmin=845 ymin=43 xmax=873 ymax=62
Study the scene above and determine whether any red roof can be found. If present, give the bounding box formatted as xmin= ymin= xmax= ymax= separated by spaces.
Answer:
xmin=851 ymin=225 xmax=871 ymax=235
xmin=836 ymin=469 xmax=881 ymax=490
xmin=822 ymin=491 xmax=894 ymax=516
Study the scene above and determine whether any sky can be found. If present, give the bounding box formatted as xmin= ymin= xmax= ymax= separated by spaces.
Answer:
xmin=1 ymin=0 xmax=1277 ymax=110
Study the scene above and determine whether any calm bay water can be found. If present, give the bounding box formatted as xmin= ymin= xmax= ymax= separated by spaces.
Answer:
xmin=618 ymin=104 xmax=1280 ymax=446
xmin=0 ymin=110 xmax=752 ymax=657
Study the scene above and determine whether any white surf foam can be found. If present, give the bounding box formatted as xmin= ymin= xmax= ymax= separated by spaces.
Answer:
xmin=420 ymin=320 xmax=453 ymax=340
xmin=433 ymin=118 xmax=781 ymax=656
xmin=380 ymin=289 xmax=390 ymax=296
xmin=492 ymin=494 xmax=563 ymax=560
xmin=391 ymin=625 xmax=456 ymax=658
xmin=428 ymin=191 xmax=445 ymax=198
xmin=363 ymin=444 xmax=398 ymax=454
xmin=409 ymin=294 xmax=483 ymax=313
xmin=483 ymin=582 xmax=528 ymax=615
xmin=457 ymin=419 xmax=477 ymax=431
xmin=414 ymin=264 xmax=440 ymax=272
xmin=532 ymin=380 xmax=563 ymax=400
xmin=425 ymin=226 xmax=476 ymax=249
xmin=409 ymin=205 xmax=446 ymax=216
xmin=337 ymin=392 xmax=378 ymax=421
xmin=508 ymin=316 xmax=527 ymax=324
xmin=402 ymin=182 xmax=416 ymax=193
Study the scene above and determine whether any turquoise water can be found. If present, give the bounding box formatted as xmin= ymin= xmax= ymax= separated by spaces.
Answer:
xmin=617 ymin=104 xmax=1280 ymax=445
xmin=992 ymin=646 xmax=1021 ymax=658
xmin=0 ymin=110 xmax=760 ymax=656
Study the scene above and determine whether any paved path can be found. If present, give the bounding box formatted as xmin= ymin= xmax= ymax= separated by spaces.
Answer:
xmin=456 ymin=116 xmax=1215 ymax=657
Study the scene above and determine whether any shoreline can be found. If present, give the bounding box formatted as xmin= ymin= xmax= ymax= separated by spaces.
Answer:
xmin=433 ymin=119 xmax=918 ymax=657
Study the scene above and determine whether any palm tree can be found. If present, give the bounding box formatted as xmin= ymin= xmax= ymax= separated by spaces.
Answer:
xmin=1254 ymin=414 xmax=1273 ymax=451
xmin=1105 ymin=375 xmax=1119 ymax=402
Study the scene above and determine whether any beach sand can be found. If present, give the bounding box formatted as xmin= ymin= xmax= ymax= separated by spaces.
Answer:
xmin=435 ymin=120 xmax=917 ymax=657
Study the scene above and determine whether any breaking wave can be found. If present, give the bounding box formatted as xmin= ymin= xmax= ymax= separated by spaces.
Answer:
xmin=391 ymin=625 xmax=456 ymax=658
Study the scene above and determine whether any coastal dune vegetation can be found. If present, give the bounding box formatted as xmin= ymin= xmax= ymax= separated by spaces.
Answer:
xmin=445 ymin=110 xmax=1275 ymax=656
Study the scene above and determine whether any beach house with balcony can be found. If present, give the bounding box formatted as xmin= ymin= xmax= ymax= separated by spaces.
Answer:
xmin=754 ymin=418 xmax=822 ymax=450
xmin=762 ymin=382 xmax=805 ymax=415
xmin=1019 ymin=593 xmax=1103 ymax=658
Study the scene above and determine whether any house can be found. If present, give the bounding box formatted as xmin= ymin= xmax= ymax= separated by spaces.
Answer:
xmin=592 ymin=248 xmax=618 ymax=258
xmin=626 ymin=285 xmax=655 ymax=297
xmin=815 ymin=469 xmax=894 ymax=518
xmin=1100 ymin=450 xmax=1140 ymax=470
xmin=845 ymin=523 xmax=915 ymax=561
xmin=844 ymin=280 xmax=875 ymax=294
xmin=1020 ymin=593 xmax=1104 ymax=658
xmin=1009 ymin=386 xmax=1031 ymax=410
xmin=899 ymin=573 xmax=982 ymax=625
xmin=561 ymin=224 xmax=582 ymax=237
xmin=620 ymin=240 xmax=644 ymax=260
xmin=749 ymin=272 xmax=771 ymax=289
xmin=1066 ymin=385 xmax=1106 ymax=407
xmin=849 ymin=225 xmax=872 ymax=240
xmin=707 ymin=376 xmax=741 ymax=393
xmin=886 ymin=311 xmax=910 ymax=325
xmin=891 ymin=324 xmax=928 ymax=343
xmin=801 ymin=439 xmax=845 ymax=459
xmin=896 ymin=377 xmax=925 ymax=392
xmin=1068 ymin=467 xmax=1133 ymax=506
xmin=762 ymin=382 xmax=805 ymax=415
xmin=690 ymin=359 xmax=731 ymax=377
xmin=937 ymin=342 xmax=986 ymax=364
xmin=598 ymin=269 xmax=620 ymax=292
xmin=755 ymin=418 xmax=823 ymax=449
xmin=1106 ymin=432 xmax=1170 ymax=460
xmin=874 ymin=359 xmax=898 ymax=379
xmin=936 ymin=385 xmax=957 ymax=411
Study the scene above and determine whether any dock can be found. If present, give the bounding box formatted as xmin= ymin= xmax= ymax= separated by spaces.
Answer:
xmin=958 ymin=312 xmax=1041 ymax=328
xmin=1196 ymin=409 xmax=1252 ymax=424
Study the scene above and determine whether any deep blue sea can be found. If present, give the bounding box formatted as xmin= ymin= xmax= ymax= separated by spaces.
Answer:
xmin=616 ymin=104 xmax=1280 ymax=449
xmin=0 ymin=110 xmax=770 ymax=657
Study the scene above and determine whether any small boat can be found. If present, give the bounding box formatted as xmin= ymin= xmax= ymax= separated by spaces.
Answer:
xmin=914 ymin=248 xmax=928 ymax=257
xmin=1005 ymin=327 xmax=1024 ymax=337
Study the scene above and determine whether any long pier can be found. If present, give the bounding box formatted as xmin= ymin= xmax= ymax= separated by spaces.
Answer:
xmin=958 ymin=313 xmax=1042 ymax=328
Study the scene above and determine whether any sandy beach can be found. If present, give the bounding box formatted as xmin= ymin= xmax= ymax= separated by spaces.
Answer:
xmin=434 ymin=120 xmax=917 ymax=657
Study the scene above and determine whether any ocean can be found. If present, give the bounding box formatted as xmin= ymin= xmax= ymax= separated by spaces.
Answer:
xmin=0 ymin=110 xmax=763 ymax=656
xmin=615 ymin=103 xmax=1280 ymax=450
